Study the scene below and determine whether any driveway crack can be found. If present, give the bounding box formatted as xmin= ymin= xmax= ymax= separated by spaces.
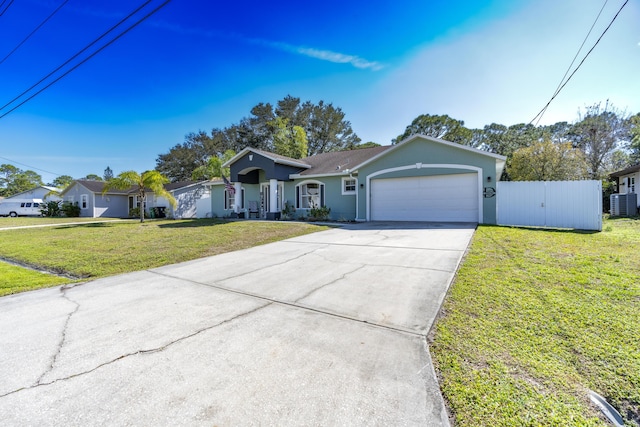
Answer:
xmin=34 ymin=284 xmax=80 ymax=386
xmin=294 ymin=264 xmax=367 ymax=303
xmin=0 ymin=302 xmax=271 ymax=399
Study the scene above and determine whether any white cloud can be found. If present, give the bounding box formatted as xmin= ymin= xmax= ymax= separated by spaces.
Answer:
xmin=291 ymin=46 xmax=384 ymax=71
xmin=149 ymin=20 xmax=384 ymax=71
xmin=242 ymin=38 xmax=385 ymax=71
xmin=348 ymin=0 xmax=640 ymax=144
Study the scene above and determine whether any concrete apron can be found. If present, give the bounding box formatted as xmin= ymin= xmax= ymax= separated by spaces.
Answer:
xmin=0 ymin=222 xmax=475 ymax=426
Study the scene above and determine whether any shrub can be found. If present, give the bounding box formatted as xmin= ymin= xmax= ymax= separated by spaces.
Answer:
xmin=61 ymin=202 xmax=80 ymax=217
xmin=281 ymin=201 xmax=296 ymax=220
xmin=128 ymin=207 xmax=140 ymax=218
xmin=40 ymin=201 xmax=62 ymax=217
xmin=309 ymin=205 xmax=331 ymax=221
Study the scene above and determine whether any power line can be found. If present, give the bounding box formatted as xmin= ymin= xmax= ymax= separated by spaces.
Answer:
xmin=0 ymin=0 xmax=155 ymax=112
xmin=533 ymin=0 xmax=610 ymax=126
xmin=0 ymin=0 xmax=15 ymax=17
xmin=529 ymin=0 xmax=629 ymax=125
xmin=0 ymin=0 xmax=70 ymax=66
xmin=0 ymin=156 xmax=65 ymax=177
xmin=0 ymin=0 xmax=173 ymax=120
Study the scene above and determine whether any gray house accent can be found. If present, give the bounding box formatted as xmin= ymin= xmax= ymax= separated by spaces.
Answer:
xmin=208 ymin=135 xmax=506 ymax=224
xmin=60 ymin=180 xmax=207 ymax=219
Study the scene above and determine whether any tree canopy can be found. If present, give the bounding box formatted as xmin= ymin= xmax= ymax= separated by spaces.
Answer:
xmin=156 ymin=96 xmax=361 ymax=182
xmin=396 ymin=102 xmax=636 ymax=181
xmin=51 ymin=175 xmax=74 ymax=189
xmin=509 ymin=140 xmax=588 ymax=181
xmin=568 ymin=102 xmax=630 ymax=179
xmin=393 ymin=114 xmax=473 ymax=145
xmin=191 ymin=150 xmax=236 ymax=181
xmin=0 ymin=164 xmax=43 ymax=197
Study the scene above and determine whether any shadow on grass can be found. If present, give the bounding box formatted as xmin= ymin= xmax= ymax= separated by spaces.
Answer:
xmin=157 ymin=219 xmax=228 ymax=229
xmin=55 ymin=222 xmax=116 ymax=230
xmin=482 ymin=224 xmax=600 ymax=235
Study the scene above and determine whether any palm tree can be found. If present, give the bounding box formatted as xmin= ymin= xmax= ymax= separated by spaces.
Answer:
xmin=102 ymin=170 xmax=176 ymax=222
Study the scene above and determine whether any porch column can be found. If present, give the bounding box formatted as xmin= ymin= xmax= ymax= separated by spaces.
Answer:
xmin=233 ymin=182 xmax=242 ymax=213
xmin=269 ymin=179 xmax=278 ymax=214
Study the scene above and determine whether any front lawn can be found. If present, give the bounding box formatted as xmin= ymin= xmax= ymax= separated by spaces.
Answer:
xmin=0 ymin=263 xmax=71 ymax=297
xmin=431 ymin=217 xmax=640 ymax=426
xmin=0 ymin=219 xmax=326 ymax=295
xmin=0 ymin=217 xmax=123 ymax=228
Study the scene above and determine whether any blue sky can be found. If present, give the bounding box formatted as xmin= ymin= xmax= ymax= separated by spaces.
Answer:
xmin=0 ymin=0 xmax=638 ymax=184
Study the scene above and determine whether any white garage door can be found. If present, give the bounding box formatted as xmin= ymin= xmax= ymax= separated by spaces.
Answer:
xmin=370 ymin=173 xmax=479 ymax=222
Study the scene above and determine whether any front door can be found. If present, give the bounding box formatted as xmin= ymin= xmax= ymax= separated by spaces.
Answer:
xmin=260 ymin=183 xmax=270 ymax=218
xmin=260 ymin=182 xmax=284 ymax=219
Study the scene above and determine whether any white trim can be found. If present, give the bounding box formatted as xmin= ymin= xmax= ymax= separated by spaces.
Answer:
xmin=223 ymin=147 xmax=311 ymax=169
xmin=365 ymin=163 xmax=483 ymax=223
xmin=353 ymin=134 xmax=506 ymax=172
xmin=295 ymin=179 xmax=325 ymax=209
xmin=224 ymin=187 xmax=244 ymax=210
xmin=341 ymin=177 xmax=357 ymax=195
xmin=289 ymin=171 xmax=350 ymax=179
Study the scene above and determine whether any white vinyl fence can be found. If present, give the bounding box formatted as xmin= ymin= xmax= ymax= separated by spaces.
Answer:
xmin=497 ymin=181 xmax=602 ymax=231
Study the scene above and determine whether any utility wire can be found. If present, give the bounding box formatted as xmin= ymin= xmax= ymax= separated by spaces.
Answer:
xmin=533 ymin=0 xmax=609 ymax=126
xmin=0 ymin=0 xmax=14 ymax=17
xmin=529 ymin=0 xmax=629 ymax=125
xmin=0 ymin=0 xmax=154 ymax=112
xmin=0 ymin=0 xmax=173 ymax=120
xmin=0 ymin=156 xmax=65 ymax=177
xmin=0 ymin=0 xmax=70 ymax=66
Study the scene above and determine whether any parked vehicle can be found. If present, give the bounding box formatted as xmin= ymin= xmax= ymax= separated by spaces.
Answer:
xmin=0 ymin=199 xmax=44 ymax=217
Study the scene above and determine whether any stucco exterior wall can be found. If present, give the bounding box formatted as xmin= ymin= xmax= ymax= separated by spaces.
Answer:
xmin=289 ymin=176 xmax=356 ymax=221
xmin=355 ymin=137 xmax=500 ymax=224
xmin=93 ymin=194 xmax=128 ymax=218
xmin=63 ymin=183 xmax=128 ymax=218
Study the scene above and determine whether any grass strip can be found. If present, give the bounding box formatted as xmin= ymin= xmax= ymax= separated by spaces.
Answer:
xmin=0 ymin=262 xmax=71 ymax=297
xmin=431 ymin=217 xmax=640 ymax=426
xmin=0 ymin=219 xmax=326 ymax=293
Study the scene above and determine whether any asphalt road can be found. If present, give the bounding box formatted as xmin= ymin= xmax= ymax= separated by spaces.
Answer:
xmin=0 ymin=221 xmax=476 ymax=426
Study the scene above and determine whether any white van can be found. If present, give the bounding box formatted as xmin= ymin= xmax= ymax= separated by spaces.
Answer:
xmin=0 ymin=199 xmax=44 ymax=217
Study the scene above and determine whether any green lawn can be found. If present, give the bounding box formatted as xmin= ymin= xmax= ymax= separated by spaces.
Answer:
xmin=431 ymin=217 xmax=640 ymax=426
xmin=0 ymin=217 xmax=123 ymax=228
xmin=0 ymin=219 xmax=326 ymax=295
xmin=0 ymin=262 xmax=71 ymax=297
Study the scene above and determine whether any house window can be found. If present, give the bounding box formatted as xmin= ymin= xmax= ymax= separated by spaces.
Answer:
xmin=342 ymin=177 xmax=357 ymax=195
xmin=81 ymin=194 xmax=88 ymax=209
xmin=630 ymin=177 xmax=636 ymax=193
xmin=224 ymin=188 xmax=244 ymax=210
xmin=296 ymin=182 xmax=325 ymax=209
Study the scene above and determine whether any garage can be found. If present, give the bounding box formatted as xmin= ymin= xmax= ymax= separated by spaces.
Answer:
xmin=370 ymin=172 xmax=479 ymax=222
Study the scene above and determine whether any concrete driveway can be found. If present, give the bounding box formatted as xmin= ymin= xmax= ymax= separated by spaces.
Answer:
xmin=0 ymin=221 xmax=475 ymax=426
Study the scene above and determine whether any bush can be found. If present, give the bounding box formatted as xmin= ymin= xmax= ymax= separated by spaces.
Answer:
xmin=128 ymin=207 xmax=140 ymax=218
xmin=309 ymin=205 xmax=331 ymax=221
xmin=40 ymin=201 xmax=62 ymax=217
xmin=281 ymin=201 xmax=296 ymax=220
xmin=61 ymin=202 xmax=80 ymax=217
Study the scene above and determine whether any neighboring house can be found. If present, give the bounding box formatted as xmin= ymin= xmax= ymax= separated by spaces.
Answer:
xmin=609 ymin=164 xmax=640 ymax=212
xmin=60 ymin=180 xmax=207 ymax=219
xmin=3 ymin=185 xmax=62 ymax=201
xmin=204 ymin=135 xmax=506 ymax=224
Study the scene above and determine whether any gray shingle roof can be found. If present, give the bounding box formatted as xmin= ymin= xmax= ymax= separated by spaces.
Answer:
xmin=298 ymin=146 xmax=391 ymax=176
xmin=72 ymin=180 xmax=202 ymax=194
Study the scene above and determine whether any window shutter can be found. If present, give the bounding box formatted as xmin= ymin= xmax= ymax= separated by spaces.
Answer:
xmin=320 ymin=184 xmax=325 ymax=207
xmin=296 ymin=186 xmax=300 ymax=209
